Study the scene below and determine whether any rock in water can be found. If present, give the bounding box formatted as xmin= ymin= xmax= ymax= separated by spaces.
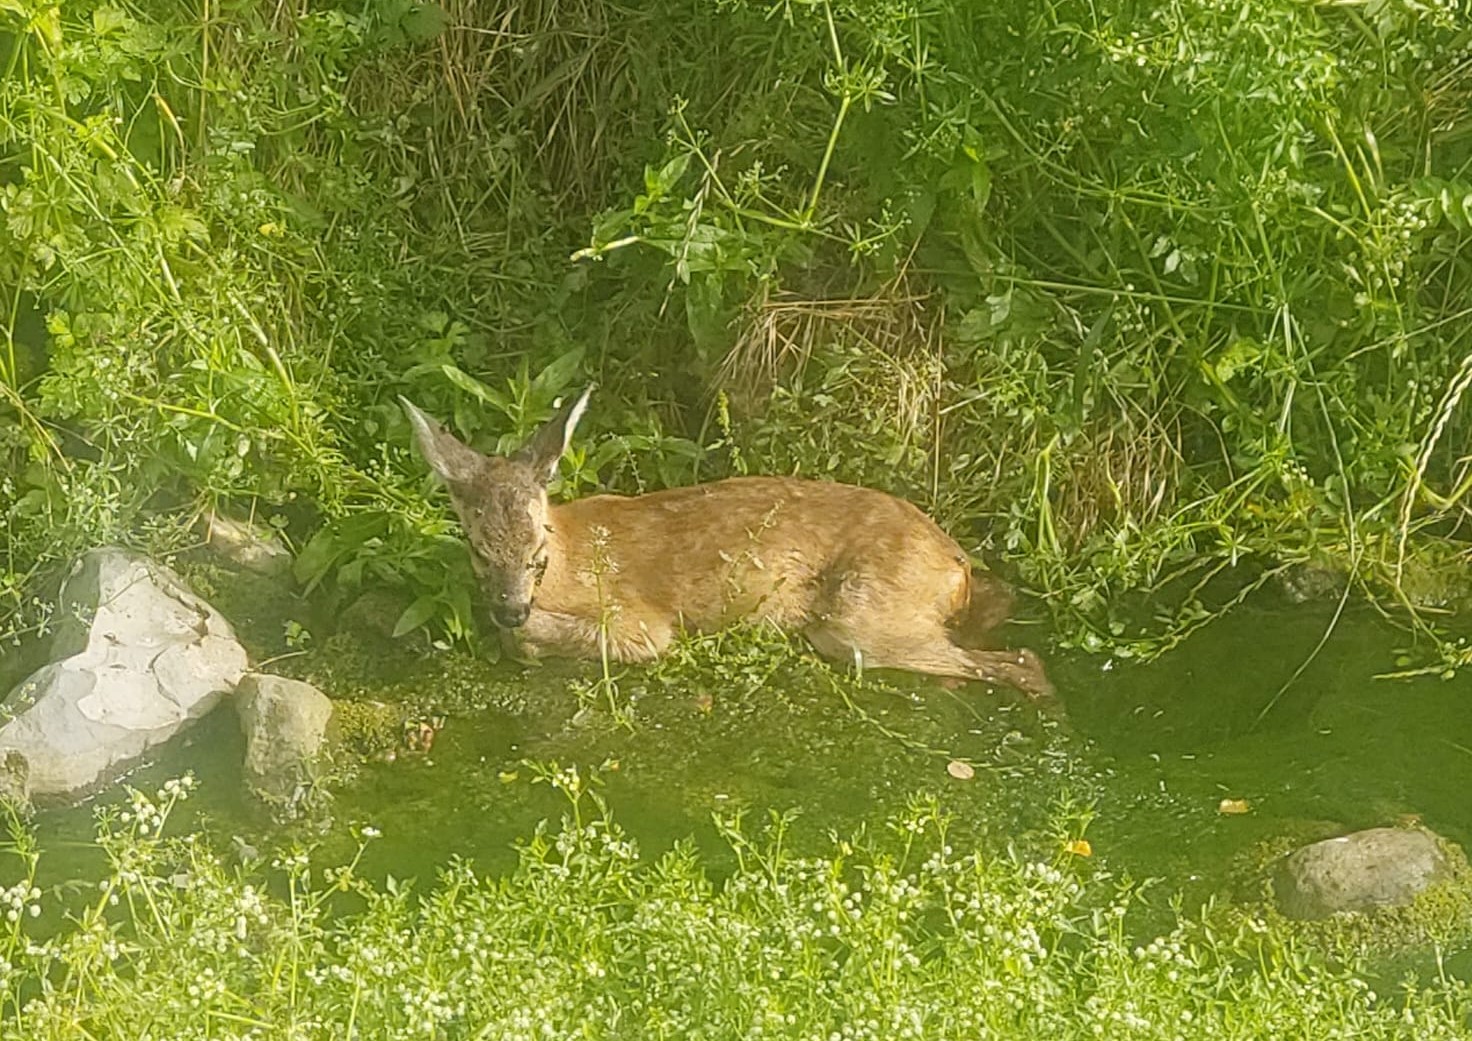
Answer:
xmin=0 ymin=548 xmax=248 ymax=803
xmin=235 ymin=674 xmax=334 ymax=809
xmin=1274 ymin=826 xmax=1454 ymax=920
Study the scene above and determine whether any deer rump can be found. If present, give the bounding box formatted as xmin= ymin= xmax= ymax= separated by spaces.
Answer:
xmin=401 ymin=390 xmax=1052 ymax=698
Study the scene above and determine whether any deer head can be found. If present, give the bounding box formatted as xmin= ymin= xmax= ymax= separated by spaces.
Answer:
xmin=399 ymin=388 xmax=592 ymax=628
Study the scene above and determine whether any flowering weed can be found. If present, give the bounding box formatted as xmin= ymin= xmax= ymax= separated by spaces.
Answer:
xmin=2 ymin=774 xmax=1470 ymax=1039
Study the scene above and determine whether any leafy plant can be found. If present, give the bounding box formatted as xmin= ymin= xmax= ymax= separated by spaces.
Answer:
xmin=2 ymin=0 xmax=1471 ymax=663
xmin=5 ymin=772 xmax=1472 ymax=1038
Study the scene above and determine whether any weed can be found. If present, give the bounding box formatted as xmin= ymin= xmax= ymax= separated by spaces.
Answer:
xmin=5 ymin=772 xmax=1472 ymax=1037
xmin=2 ymin=0 xmax=1471 ymax=667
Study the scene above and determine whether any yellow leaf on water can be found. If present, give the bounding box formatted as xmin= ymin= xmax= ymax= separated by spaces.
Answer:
xmin=1218 ymin=798 xmax=1251 ymax=815
xmin=497 ymin=770 xmax=519 ymax=784
xmin=946 ymin=760 xmax=975 ymax=781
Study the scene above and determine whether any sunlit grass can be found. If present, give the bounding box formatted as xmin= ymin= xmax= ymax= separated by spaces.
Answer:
xmin=3 ymin=771 xmax=1471 ymax=1039
xmin=1 ymin=0 xmax=1469 ymax=665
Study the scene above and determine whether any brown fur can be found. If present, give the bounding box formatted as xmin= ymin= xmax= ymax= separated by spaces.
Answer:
xmin=400 ymin=392 xmax=1052 ymax=697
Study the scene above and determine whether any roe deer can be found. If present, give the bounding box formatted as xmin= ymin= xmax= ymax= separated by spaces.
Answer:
xmin=400 ymin=390 xmax=1052 ymax=696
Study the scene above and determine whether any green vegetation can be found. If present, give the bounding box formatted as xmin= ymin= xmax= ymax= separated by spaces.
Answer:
xmin=5 ymin=4 xmax=1472 ymax=1031
xmin=0 ymin=0 xmax=1469 ymax=660
xmin=3 ymin=770 xmax=1471 ymax=1040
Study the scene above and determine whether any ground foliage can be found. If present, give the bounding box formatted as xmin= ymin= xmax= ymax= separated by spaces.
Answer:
xmin=6 ymin=771 xmax=1472 ymax=1039
xmin=1 ymin=0 xmax=1471 ymax=659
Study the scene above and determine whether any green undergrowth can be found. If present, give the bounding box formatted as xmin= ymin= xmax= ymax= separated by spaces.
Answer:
xmin=3 ymin=770 xmax=1472 ymax=1040
xmin=2 ymin=0 xmax=1471 ymax=667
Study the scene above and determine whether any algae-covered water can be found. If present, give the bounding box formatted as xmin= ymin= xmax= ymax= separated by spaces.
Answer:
xmin=17 ymin=593 xmax=1472 ymax=925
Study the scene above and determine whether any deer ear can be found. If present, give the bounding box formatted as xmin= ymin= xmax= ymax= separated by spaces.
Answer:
xmin=513 ymin=385 xmax=593 ymax=483
xmin=400 ymin=397 xmax=486 ymax=485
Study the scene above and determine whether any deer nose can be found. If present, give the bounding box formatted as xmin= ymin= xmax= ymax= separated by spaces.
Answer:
xmin=491 ymin=602 xmax=531 ymax=629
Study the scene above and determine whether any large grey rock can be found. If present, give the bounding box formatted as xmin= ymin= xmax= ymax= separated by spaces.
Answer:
xmin=1274 ymin=827 xmax=1454 ymax=920
xmin=0 ymin=548 xmax=248 ymax=803
xmin=235 ymin=673 xmax=334 ymax=806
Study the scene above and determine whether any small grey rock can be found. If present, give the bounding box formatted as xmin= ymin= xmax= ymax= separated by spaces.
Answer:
xmin=235 ymin=673 xmax=334 ymax=806
xmin=205 ymin=513 xmax=293 ymax=578
xmin=1274 ymin=826 xmax=1454 ymax=920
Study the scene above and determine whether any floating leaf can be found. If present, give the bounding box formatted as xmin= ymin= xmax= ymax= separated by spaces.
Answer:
xmin=1218 ymin=798 xmax=1251 ymax=815
xmin=946 ymin=760 xmax=975 ymax=781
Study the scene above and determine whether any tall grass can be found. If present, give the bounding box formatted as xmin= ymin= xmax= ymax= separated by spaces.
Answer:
xmin=1 ymin=0 xmax=1470 ymax=659
xmin=587 ymin=0 xmax=1472 ymax=658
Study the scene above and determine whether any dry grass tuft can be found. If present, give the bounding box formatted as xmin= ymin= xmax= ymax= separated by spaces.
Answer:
xmin=1051 ymin=412 xmax=1183 ymax=552
xmin=718 ymin=277 xmax=939 ymax=416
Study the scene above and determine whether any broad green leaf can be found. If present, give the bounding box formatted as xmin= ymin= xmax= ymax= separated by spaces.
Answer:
xmin=392 ymin=594 xmax=439 ymax=638
xmin=293 ymin=513 xmax=392 ymax=592
xmin=441 ymin=364 xmax=511 ymax=413
xmin=93 ymin=6 xmax=131 ymax=33
xmin=530 ymin=347 xmax=586 ymax=400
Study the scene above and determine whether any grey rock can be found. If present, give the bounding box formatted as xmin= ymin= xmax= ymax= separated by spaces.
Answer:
xmin=0 ymin=548 xmax=248 ymax=802
xmin=205 ymin=512 xmax=293 ymax=577
xmin=0 ymin=750 xmax=28 ymax=811
xmin=1274 ymin=826 xmax=1454 ymax=920
xmin=235 ymin=673 xmax=334 ymax=806
xmin=1278 ymin=561 xmax=1345 ymax=603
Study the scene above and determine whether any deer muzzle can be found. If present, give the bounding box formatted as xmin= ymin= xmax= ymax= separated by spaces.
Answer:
xmin=490 ymin=601 xmax=532 ymax=629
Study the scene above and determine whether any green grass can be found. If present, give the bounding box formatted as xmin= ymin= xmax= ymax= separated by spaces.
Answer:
xmin=1 ymin=0 xmax=1470 ymax=657
xmin=4 ymin=4 xmax=1472 ymax=1032
xmin=4 ymin=769 xmax=1472 ymax=1040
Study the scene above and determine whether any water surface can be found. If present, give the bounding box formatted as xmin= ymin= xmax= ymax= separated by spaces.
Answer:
xmin=15 ymin=600 xmax=1472 ymax=923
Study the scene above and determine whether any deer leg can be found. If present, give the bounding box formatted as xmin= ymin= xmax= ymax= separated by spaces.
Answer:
xmin=807 ymin=621 xmax=1053 ymax=698
xmin=509 ymin=608 xmax=674 ymax=664
xmin=604 ymin=614 xmax=675 ymax=663
xmin=503 ymin=609 xmax=597 ymax=661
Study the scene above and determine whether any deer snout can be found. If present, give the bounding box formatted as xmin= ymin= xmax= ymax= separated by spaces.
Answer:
xmin=490 ymin=601 xmax=532 ymax=629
